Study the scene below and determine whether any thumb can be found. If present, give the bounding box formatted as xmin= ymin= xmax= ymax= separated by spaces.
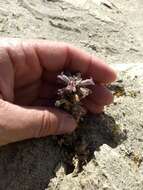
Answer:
xmin=0 ymin=99 xmax=76 ymax=146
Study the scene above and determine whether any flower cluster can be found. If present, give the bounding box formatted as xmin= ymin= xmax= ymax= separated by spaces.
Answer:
xmin=55 ymin=72 xmax=95 ymax=122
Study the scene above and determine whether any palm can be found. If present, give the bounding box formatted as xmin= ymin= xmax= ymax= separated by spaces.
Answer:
xmin=14 ymin=73 xmax=59 ymax=106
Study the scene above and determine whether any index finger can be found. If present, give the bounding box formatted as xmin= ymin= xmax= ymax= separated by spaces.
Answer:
xmin=34 ymin=41 xmax=117 ymax=83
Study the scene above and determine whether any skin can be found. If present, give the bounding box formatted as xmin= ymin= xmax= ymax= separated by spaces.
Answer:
xmin=0 ymin=38 xmax=117 ymax=146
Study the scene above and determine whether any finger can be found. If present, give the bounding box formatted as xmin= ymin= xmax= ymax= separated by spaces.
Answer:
xmin=82 ymin=99 xmax=104 ymax=113
xmin=34 ymin=41 xmax=117 ymax=83
xmin=0 ymin=99 xmax=76 ymax=146
xmin=1 ymin=38 xmax=116 ymax=90
xmin=0 ymin=38 xmax=42 ymax=88
xmin=65 ymin=46 xmax=117 ymax=83
xmin=87 ymin=84 xmax=114 ymax=106
xmin=1 ymin=38 xmax=116 ymax=89
xmin=0 ymin=46 xmax=14 ymax=101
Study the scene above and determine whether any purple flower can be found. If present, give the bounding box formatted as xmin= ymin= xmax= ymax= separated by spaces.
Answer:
xmin=57 ymin=72 xmax=95 ymax=95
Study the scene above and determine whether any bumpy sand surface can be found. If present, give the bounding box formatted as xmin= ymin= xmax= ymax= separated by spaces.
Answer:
xmin=0 ymin=0 xmax=143 ymax=190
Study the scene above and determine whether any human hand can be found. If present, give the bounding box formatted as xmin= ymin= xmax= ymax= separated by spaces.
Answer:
xmin=0 ymin=38 xmax=116 ymax=146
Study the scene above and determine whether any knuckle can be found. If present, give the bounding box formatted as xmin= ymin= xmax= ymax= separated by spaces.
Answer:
xmin=37 ymin=110 xmax=58 ymax=137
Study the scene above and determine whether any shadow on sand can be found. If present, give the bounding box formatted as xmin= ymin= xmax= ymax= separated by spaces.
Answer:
xmin=0 ymin=113 xmax=127 ymax=190
xmin=55 ymin=112 xmax=127 ymax=175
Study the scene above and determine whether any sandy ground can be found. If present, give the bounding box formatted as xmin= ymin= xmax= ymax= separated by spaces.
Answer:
xmin=0 ymin=0 xmax=143 ymax=190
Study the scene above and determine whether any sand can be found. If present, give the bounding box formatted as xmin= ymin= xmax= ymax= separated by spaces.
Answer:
xmin=0 ymin=0 xmax=143 ymax=189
